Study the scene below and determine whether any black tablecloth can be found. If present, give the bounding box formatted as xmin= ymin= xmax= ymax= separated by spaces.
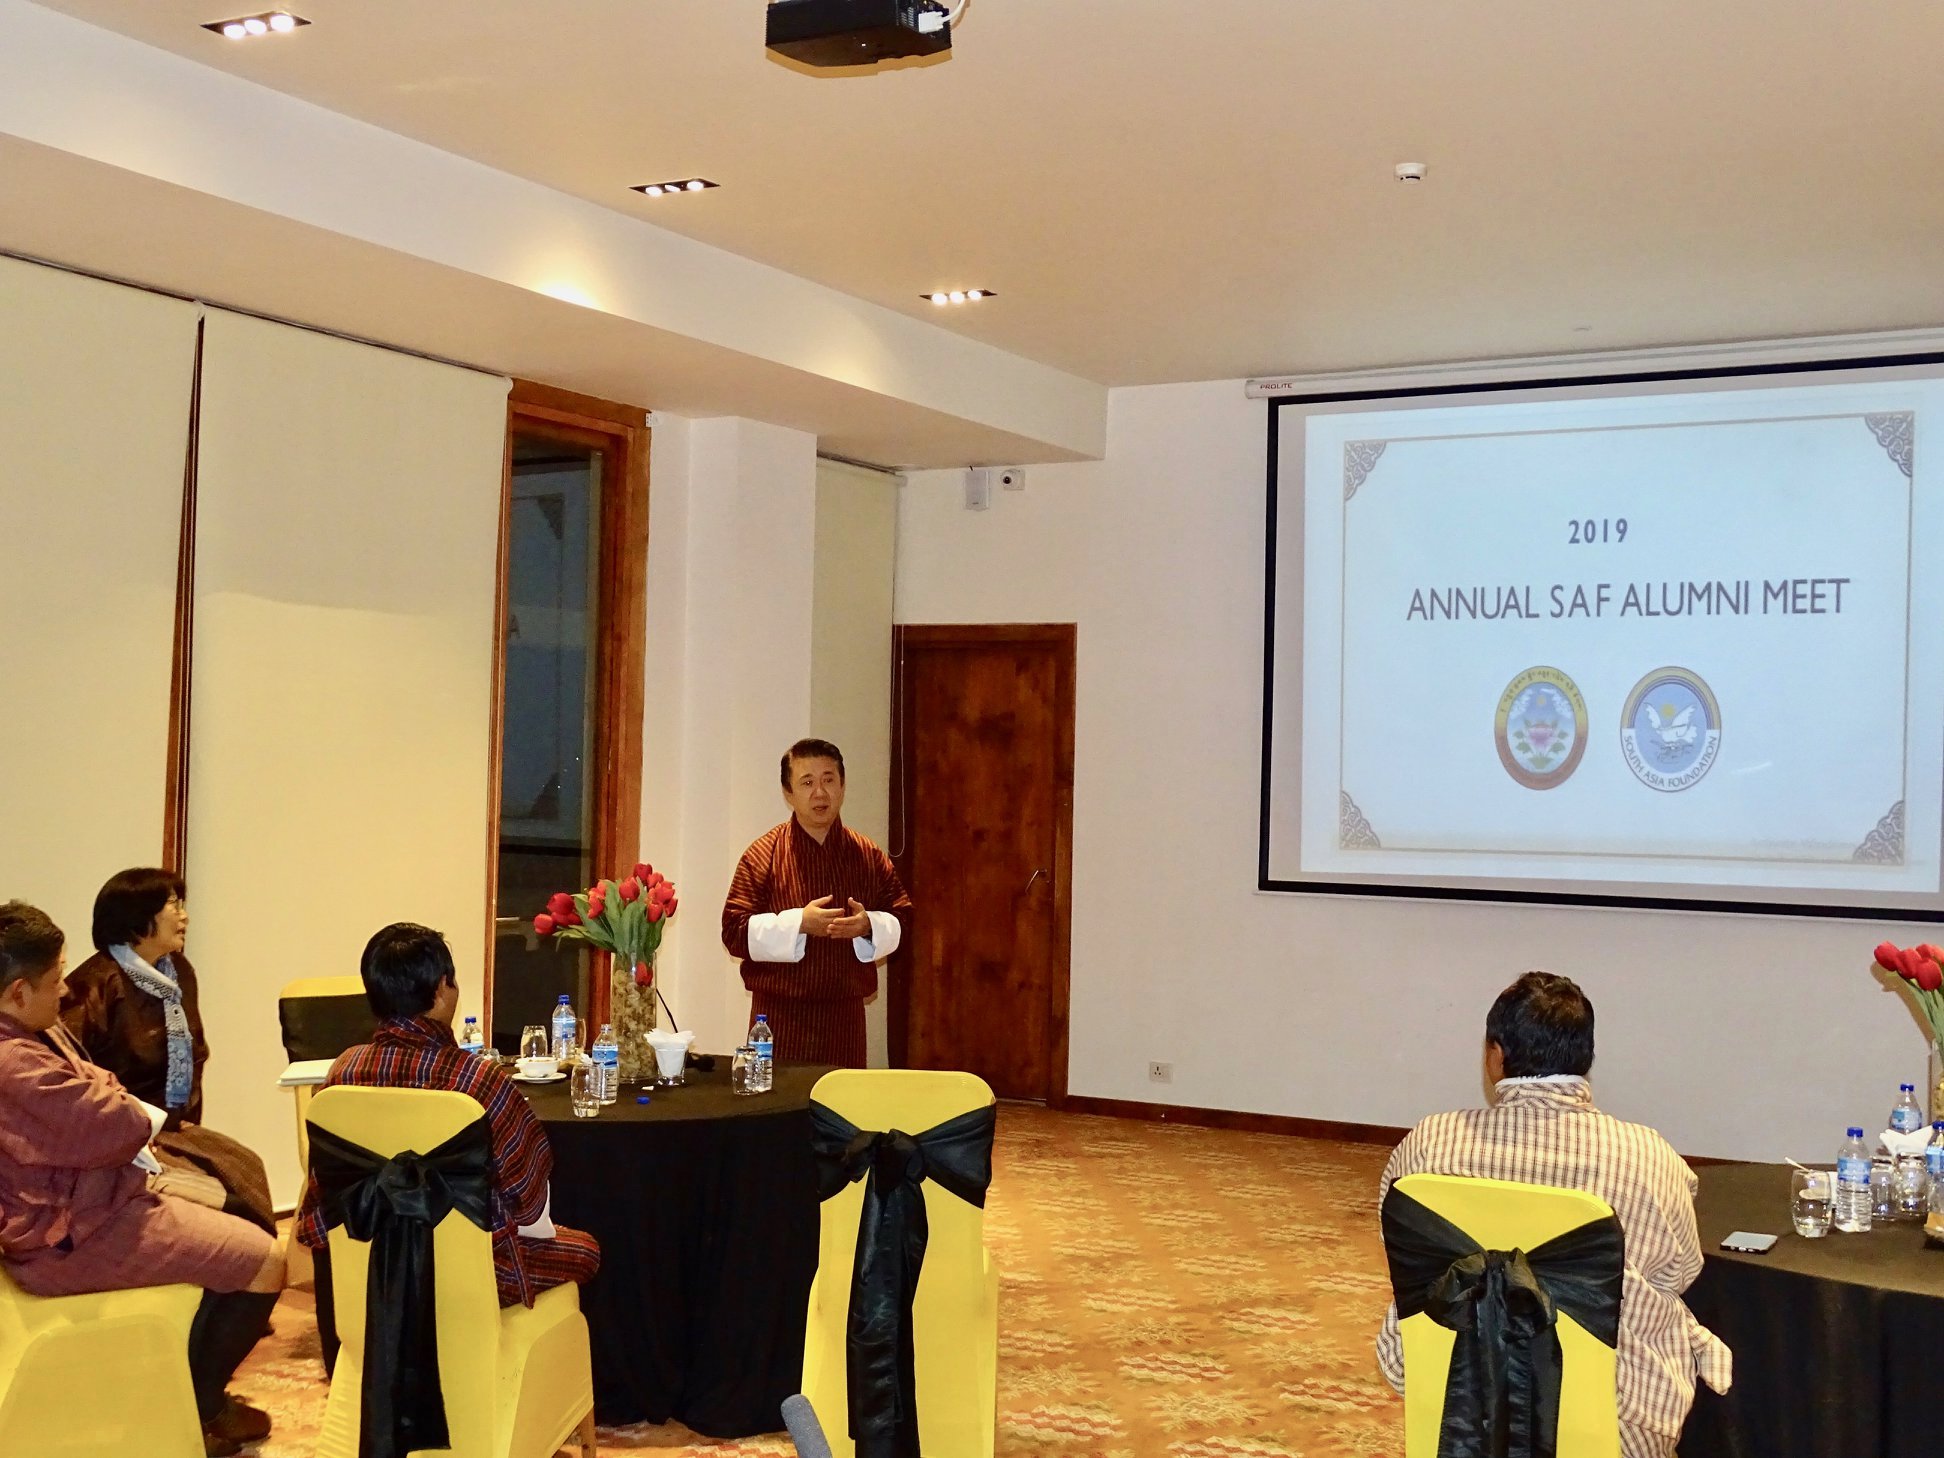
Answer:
xmin=522 ymin=1058 xmax=831 ymax=1437
xmin=1678 ymin=1161 xmax=1944 ymax=1458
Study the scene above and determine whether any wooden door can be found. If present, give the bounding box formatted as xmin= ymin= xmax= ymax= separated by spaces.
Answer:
xmin=890 ymin=624 xmax=1074 ymax=1102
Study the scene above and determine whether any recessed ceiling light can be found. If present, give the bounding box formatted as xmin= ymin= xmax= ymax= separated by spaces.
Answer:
xmin=630 ymin=178 xmax=720 ymax=198
xmin=924 ymin=289 xmax=995 ymax=305
xmin=203 ymin=11 xmax=310 ymax=39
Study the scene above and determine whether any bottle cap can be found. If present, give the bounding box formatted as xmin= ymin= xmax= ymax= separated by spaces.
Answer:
xmin=1848 ymin=1126 xmax=1864 ymax=1138
xmin=1901 ymin=1083 xmax=1915 ymax=1092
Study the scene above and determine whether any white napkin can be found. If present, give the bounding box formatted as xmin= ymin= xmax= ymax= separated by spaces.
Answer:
xmin=1879 ymin=1127 xmax=1932 ymax=1159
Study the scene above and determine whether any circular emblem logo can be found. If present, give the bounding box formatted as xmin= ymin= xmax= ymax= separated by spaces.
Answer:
xmin=1621 ymin=667 xmax=1721 ymax=792
xmin=1495 ymin=667 xmax=1589 ymax=790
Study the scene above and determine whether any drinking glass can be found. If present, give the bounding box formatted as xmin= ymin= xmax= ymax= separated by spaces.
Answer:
xmin=1894 ymin=1156 xmax=1929 ymax=1222
xmin=1791 ymin=1168 xmax=1832 ymax=1238
xmin=1870 ymin=1156 xmax=1896 ymax=1223
xmin=731 ymin=1046 xmax=754 ymax=1096
xmin=520 ymin=1024 xmax=549 ymax=1065
xmin=569 ymin=1056 xmax=600 ymax=1118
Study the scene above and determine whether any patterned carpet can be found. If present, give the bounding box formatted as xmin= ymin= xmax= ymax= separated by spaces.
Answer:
xmin=235 ymin=1105 xmax=1404 ymax=1456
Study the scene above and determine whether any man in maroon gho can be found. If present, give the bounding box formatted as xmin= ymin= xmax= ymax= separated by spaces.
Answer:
xmin=720 ymin=739 xmax=913 ymax=1066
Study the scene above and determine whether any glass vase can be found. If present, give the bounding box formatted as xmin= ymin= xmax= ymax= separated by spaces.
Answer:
xmin=608 ymin=959 xmax=659 ymax=1084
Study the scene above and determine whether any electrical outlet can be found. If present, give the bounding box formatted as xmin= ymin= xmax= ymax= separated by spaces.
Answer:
xmin=1148 ymin=1061 xmax=1173 ymax=1084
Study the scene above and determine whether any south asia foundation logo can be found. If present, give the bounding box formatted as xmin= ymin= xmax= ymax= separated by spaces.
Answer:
xmin=1495 ymin=666 xmax=1588 ymax=790
xmin=1621 ymin=667 xmax=1722 ymax=792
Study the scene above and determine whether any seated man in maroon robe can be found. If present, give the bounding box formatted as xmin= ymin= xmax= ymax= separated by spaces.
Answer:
xmin=294 ymin=921 xmax=600 ymax=1369
xmin=720 ymin=738 xmax=915 ymax=1067
xmin=0 ymin=901 xmax=282 ymax=1457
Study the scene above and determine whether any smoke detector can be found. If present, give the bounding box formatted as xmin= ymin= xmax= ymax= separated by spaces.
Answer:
xmin=1394 ymin=162 xmax=1428 ymax=183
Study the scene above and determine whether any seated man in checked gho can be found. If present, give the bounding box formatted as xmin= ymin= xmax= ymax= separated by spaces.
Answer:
xmin=1374 ymin=970 xmax=1731 ymax=1458
xmin=293 ymin=922 xmax=600 ymax=1370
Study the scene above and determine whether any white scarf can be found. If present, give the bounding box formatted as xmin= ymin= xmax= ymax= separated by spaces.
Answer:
xmin=109 ymin=943 xmax=194 ymax=1111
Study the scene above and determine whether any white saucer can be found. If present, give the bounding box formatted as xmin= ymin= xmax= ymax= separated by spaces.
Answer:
xmin=511 ymin=1070 xmax=566 ymax=1085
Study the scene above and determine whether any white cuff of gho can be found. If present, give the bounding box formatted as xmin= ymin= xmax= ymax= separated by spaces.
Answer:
xmin=748 ymin=909 xmax=808 ymax=962
xmin=854 ymin=910 xmax=902 ymax=962
xmin=517 ymin=1185 xmax=557 ymax=1239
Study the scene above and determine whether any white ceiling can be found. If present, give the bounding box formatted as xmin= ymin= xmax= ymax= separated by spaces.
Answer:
xmin=28 ymin=1 xmax=1944 ymax=387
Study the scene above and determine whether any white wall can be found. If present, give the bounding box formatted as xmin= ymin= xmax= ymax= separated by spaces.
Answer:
xmin=189 ymin=313 xmax=507 ymax=1208
xmin=894 ymin=380 xmax=1935 ymax=1162
xmin=810 ymin=459 xmax=901 ymax=1065
xmin=640 ymin=416 xmax=822 ymax=1058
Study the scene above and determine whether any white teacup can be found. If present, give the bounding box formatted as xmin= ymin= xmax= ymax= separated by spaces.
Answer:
xmin=517 ymin=1056 xmax=557 ymax=1080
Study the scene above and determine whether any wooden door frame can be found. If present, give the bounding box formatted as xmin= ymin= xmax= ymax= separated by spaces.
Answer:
xmin=888 ymin=622 xmax=1076 ymax=1105
xmin=487 ymin=381 xmax=651 ymax=1028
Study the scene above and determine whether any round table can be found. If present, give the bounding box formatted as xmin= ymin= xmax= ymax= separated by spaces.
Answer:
xmin=520 ymin=1057 xmax=832 ymax=1437
xmin=1678 ymin=1161 xmax=1944 ymax=1458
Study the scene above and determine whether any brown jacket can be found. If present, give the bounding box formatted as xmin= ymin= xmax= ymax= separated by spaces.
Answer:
xmin=0 ymin=1015 xmax=152 ymax=1261
xmin=57 ymin=950 xmax=274 ymax=1232
xmin=61 ymin=950 xmax=211 ymax=1128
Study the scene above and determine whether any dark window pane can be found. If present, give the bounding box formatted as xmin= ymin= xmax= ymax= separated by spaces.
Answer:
xmin=493 ymin=434 xmax=603 ymax=1050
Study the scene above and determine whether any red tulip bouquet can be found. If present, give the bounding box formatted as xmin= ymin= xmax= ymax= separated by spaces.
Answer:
xmin=535 ymin=862 xmax=680 ymax=987
xmin=1873 ymin=941 xmax=1944 ymax=1062
xmin=537 ymin=864 xmax=678 ymax=1082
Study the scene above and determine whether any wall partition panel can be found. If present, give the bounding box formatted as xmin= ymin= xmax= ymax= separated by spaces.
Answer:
xmin=189 ymin=309 xmax=508 ymax=1204
xmin=0 ymin=256 xmax=198 ymax=948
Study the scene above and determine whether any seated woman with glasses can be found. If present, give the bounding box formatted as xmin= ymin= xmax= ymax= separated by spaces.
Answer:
xmin=60 ymin=868 xmax=274 ymax=1233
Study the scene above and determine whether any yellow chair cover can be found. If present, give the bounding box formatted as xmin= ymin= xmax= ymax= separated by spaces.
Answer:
xmin=1392 ymin=1172 xmax=1622 ymax=1458
xmin=801 ymin=1069 xmax=999 ymax=1458
xmin=308 ymin=1085 xmax=595 ymax=1458
xmin=0 ymin=1265 xmax=205 ymax=1458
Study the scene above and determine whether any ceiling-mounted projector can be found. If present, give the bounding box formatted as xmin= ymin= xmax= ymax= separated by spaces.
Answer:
xmin=765 ymin=0 xmax=952 ymax=68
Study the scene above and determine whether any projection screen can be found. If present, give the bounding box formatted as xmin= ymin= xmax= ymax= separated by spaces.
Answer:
xmin=1261 ymin=354 xmax=1944 ymax=920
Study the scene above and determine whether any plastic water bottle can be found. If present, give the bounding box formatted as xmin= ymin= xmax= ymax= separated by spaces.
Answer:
xmin=750 ymin=1015 xmax=774 ymax=1093
xmin=1835 ymin=1126 xmax=1873 ymax=1233
xmin=1892 ymin=1082 xmax=1926 ymax=1134
xmin=550 ymin=995 xmax=579 ymax=1062
xmin=591 ymin=1023 xmax=620 ymax=1105
xmin=1929 ymin=1123 xmax=1944 ymax=1230
xmin=458 ymin=1016 xmax=484 ymax=1055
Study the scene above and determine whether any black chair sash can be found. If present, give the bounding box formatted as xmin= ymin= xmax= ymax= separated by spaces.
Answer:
xmin=808 ymin=1099 xmax=996 ymax=1458
xmin=1381 ymin=1184 xmax=1624 ymax=1458
xmin=308 ymin=1118 xmax=494 ymax=1458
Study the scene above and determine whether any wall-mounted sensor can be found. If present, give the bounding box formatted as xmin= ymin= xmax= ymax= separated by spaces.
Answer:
xmin=1394 ymin=162 xmax=1428 ymax=183
xmin=964 ymin=467 xmax=992 ymax=511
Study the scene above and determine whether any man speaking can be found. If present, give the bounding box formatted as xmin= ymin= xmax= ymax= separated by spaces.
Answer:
xmin=720 ymin=738 xmax=913 ymax=1066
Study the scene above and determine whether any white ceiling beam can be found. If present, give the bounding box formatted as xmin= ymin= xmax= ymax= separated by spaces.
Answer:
xmin=0 ymin=0 xmax=1106 ymax=465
